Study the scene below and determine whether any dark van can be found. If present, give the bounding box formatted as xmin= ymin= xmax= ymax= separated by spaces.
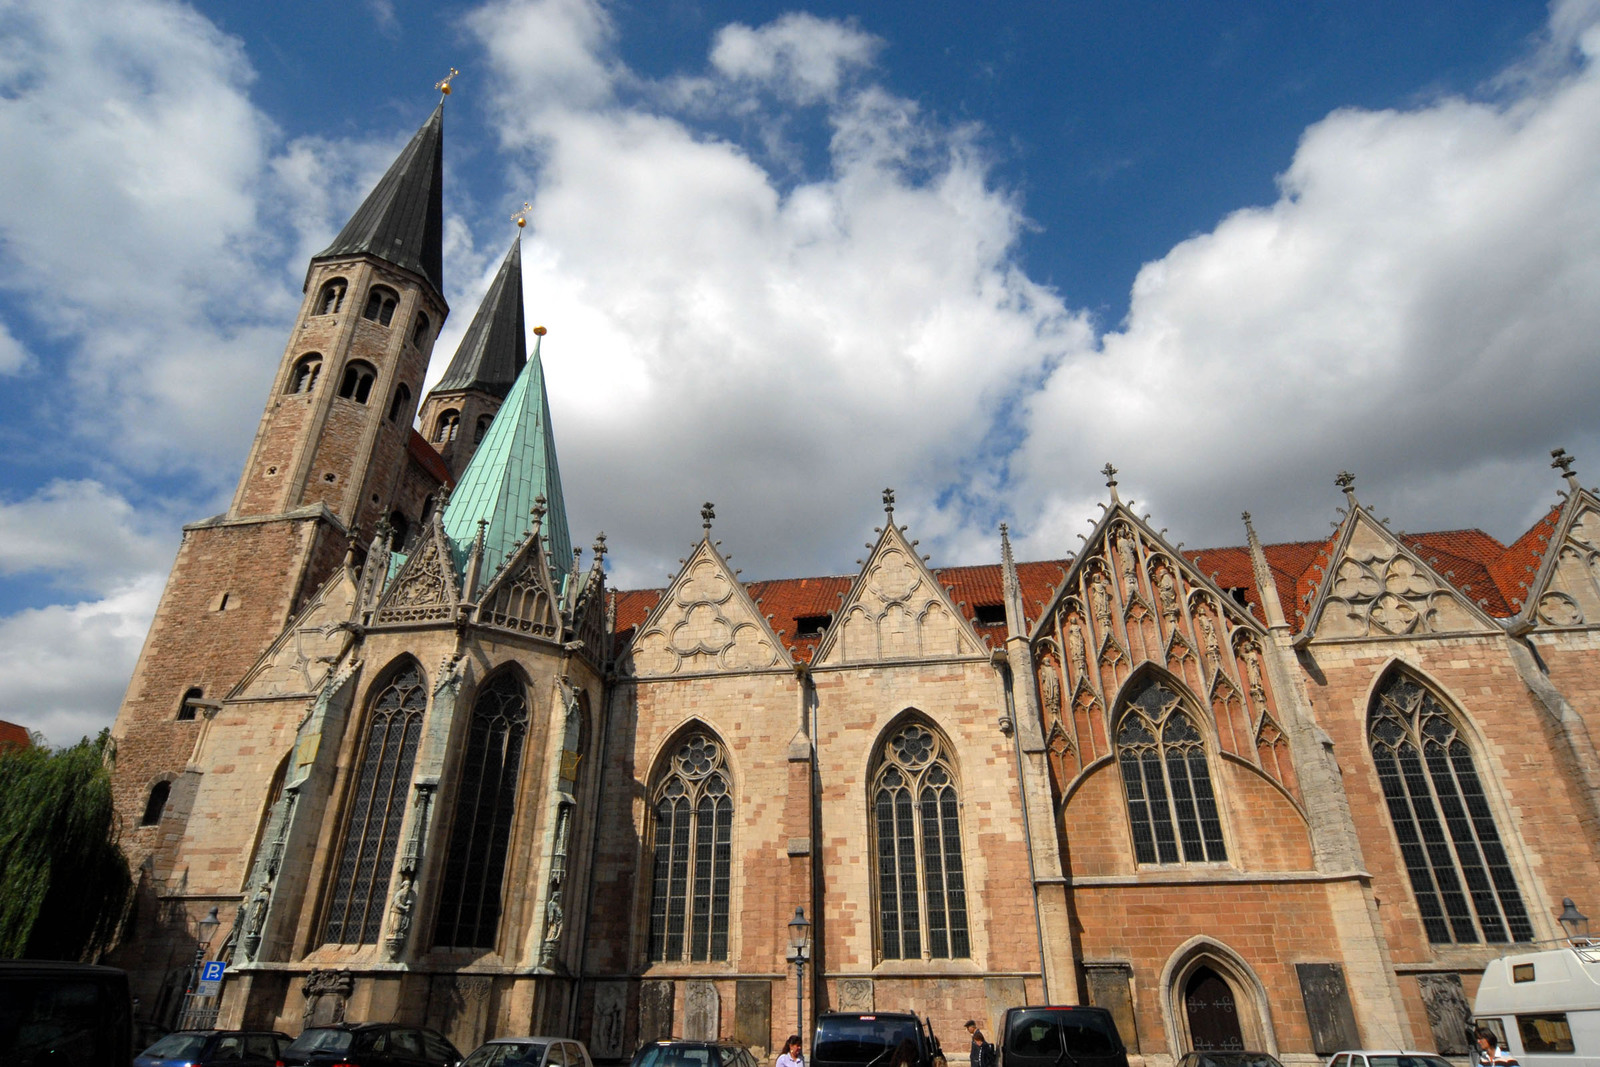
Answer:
xmin=0 ymin=961 xmax=134 ymax=1067
xmin=813 ymin=1012 xmax=946 ymax=1067
xmin=999 ymin=1006 xmax=1127 ymax=1067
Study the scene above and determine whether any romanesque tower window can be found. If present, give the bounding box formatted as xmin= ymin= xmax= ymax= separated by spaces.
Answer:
xmin=388 ymin=383 xmax=411 ymax=423
xmin=433 ymin=672 xmax=529 ymax=949
xmin=141 ymin=781 xmax=170 ymax=826
xmin=1116 ymin=676 xmax=1227 ymax=865
xmin=176 ymin=687 xmax=205 ymax=721
xmin=434 ymin=410 xmax=460 ymax=444
xmin=647 ymin=731 xmax=732 ymax=963
xmin=474 ymin=414 xmax=492 ymax=444
xmin=412 ymin=312 xmax=430 ymax=347
xmin=1369 ymin=670 xmax=1534 ymax=944
xmin=316 ymin=278 xmax=347 ymax=315
xmin=362 ymin=285 xmax=399 ymax=326
xmin=873 ymin=721 xmax=970 ymax=960
xmin=388 ymin=513 xmax=409 ymax=551
xmin=338 ymin=361 xmax=377 ymax=403
xmin=289 ymin=354 xmax=322 ymax=395
xmin=323 ymin=663 xmax=426 ymax=944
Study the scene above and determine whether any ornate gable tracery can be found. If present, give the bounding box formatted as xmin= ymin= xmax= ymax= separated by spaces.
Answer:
xmin=628 ymin=538 xmax=789 ymax=677
xmin=232 ymin=564 xmax=360 ymax=700
xmin=1522 ymin=491 xmax=1600 ymax=631
xmin=372 ymin=519 xmax=459 ymax=626
xmin=475 ymin=524 xmax=562 ymax=640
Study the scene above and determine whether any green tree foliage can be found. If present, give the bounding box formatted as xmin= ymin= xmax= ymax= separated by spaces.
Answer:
xmin=0 ymin=729 xmax=131 ymax=960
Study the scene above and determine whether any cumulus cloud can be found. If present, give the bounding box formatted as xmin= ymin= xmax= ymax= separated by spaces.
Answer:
xmin=0 ymin=480 xmax=177 ymax=595
xmin=0 ymin=318 xmax=31 ymax=375
xmin=710 ymin=13 xmax=881 ymax=104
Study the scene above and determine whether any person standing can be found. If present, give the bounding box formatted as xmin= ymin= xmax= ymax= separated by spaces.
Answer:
xmin=965 ymin=1021 xmax=993 ymax=1067
xmin=778 ymin=1035 xmax=805 ymax=1067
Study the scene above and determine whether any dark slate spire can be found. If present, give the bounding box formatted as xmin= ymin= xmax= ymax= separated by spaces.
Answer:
xmin=433 ymin=235 xmax=527 ymax=398
xmin=314 ymin=102 xmax=445 ymax=298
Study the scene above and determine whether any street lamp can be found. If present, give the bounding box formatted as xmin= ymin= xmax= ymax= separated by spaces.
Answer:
xmin=786 ymin=907 xmax=812 ymax=1045
xmin=181 ymin=906 xmax=221 ymax=1028
xmin=1559 ymin=898 xmax=1589 ymax=943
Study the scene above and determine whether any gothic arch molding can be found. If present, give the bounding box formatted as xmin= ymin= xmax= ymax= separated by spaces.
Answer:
xmin=1160 ymin=936 xmax=1278 ymax=1056
xmin=866 ymin=708 xmax=963 ymax=785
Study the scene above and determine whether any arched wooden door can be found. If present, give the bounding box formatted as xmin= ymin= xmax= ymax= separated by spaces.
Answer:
xmin=1185 ymin=966 xmax=1244 ymax=1051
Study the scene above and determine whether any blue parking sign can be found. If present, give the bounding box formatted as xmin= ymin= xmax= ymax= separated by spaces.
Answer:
xmin=196 ymin=960 xmax=226 ymax=996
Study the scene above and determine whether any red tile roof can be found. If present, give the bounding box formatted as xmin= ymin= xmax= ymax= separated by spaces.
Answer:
xmin=0 ymin=719 xmax=32 ymax=750
xmin=406 ymin=430 xmax=453 ymax=487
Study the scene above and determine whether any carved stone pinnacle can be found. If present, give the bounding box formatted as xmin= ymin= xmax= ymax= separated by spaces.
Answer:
xmin=1335 ymin=470 xmax=1356 ymax=491
xmin=701 ymin=502 xmax=715 ymax=531
xmin=882 ymin=488 xmax=895 ymax=514
xmin=593 ymin=532 xmax=607 ymax=560
xmin=531 ymin=494 xmax=547 ymax=523
xmin=1552 ymin=447 xmax=1581 ymax=487
xmin=1101 ymin=462 xmax=1118 ymax=488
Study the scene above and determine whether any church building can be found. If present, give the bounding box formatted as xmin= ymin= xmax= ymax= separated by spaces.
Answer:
xmin=105 ymin=99 xmax=1600 ymax=1066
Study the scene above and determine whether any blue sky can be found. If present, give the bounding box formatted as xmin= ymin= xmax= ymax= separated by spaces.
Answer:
xmin=2 ymin=0 xmax=1598 ymax=743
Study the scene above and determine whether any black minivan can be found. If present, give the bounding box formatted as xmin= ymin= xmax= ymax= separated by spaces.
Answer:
xmin=813 ymin=1012 xmax=945 ymax=1067
xmin=0 ymin=960 xmax=134 ymax=1067
xmin=999 ymin=1006 xmax=1127 ymax=1067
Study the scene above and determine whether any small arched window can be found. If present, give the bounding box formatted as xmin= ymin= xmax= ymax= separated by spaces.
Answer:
xmin=387 ymin=383 xmax=412 ymax=424
xmin=1117 ymin=676 xmax=1226 ymax=865
xmin=176 ymin=687 xmax=205 ymax=722
xmin=289 ymin=354 xmax=322 ymax=395
xmin=411 ymin=312 xmax=430 ymax=347
xmin=434 ymin=410 xmax=460 ymax=443
xmin=474 ymin=414 xmax=492 ymax=444
xmin=141 ymin=781 xmax=171 ymax=826
xmin=873 ymin=721 xmax=969 ymax=960
xmin=648 ymin=732 xmax=733 ymax=962
xmin=316 ymin=278 xmax=347 ymax=316
xmin=362 ymin=286 xmax=399 ymax=326
xmin=338 ymin=361 xmax=377 ymax=404
xmin=1369 ymin=670 xmax=1534 ymax=944
xmin=389 ymin=511 xmax=409 ymax=551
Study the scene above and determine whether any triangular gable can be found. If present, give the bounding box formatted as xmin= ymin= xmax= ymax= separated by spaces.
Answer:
xmin=230 ymin=565 xmax=360 ymax=700
xmin=1519 ymin=489 xmax=1600 ymax=630
xmin=1302 ymin=507 xmax=1499 ymax=641
xmin=628 ymin=538 xmax=792 ymax=677
xmin=812 ymin=521 xmax=983 ymax=667
xmin=372 ymin=518 xmax=460 ymax=626
xmin=475 ymin=524 xmax=562 ymax=640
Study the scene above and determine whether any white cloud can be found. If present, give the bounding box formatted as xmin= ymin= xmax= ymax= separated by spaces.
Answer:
xmin=0 ymin=480 xmax=177 ymax=595
xmin=710 ymin=13 xmax=881 ymax=104
xmin=0 ymin=318 xmax=31 ymax=374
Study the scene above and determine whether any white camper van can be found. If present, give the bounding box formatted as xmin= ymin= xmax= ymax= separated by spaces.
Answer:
xmin=1474 ymin=947 xmax=1600 ymax=1067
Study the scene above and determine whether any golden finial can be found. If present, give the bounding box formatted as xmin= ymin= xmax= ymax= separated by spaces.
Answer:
xmin=533 ymin=326 xmax=547 ymax=336
xmin=512 ymin=202 xmax=532 ymax=229
xmin=435 ymin=67 xmax=459 ymax=96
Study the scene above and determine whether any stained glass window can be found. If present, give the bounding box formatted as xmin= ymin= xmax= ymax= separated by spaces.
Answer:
xmin=647 ymin=732 xmax=732 ymax=962
xmin=1117 ymin=677 xmax=1226 ymax=864
xmin=324 ymin=664 xmax=427 ymax=944
xmin=433 ymin=673 xmax=529 ymax=949
xmin=1369 ymin=672 xmax=1533 ymax=944
xmin=874 ymin=722 xmax=969 ymax=960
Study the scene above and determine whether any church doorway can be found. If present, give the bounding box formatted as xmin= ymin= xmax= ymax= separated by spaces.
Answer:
xmin=1184 ymin=966 xmax=1244 ymax=1051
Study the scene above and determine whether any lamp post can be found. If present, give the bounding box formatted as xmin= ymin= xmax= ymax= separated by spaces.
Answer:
xmin=181 ymin=906 xmax=221 ymax=1028
xmin=786 ymin=907 xmax=812 ymax=1045
xmin=1559 ymin=898 xmax=1590 ymax=944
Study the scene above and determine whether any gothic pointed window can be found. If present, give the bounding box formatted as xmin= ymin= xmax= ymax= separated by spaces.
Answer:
xmin=873 ymin=721 xmax=969 ymax=960
xmin=317 ymin=278 xmax=347 ymax=316
xmin=338 ymin=361 xmax=377 ymax=404
xmin=433 ymin=672 xmax=529 ymax=949
xmin=387 ymin=383 xmax=411 ymax=423
xmin=1369 ymin=671 xmax=1534 ymax=944
xmin=289 ymin=354 xmax=322 ymax=395
xmin=1117 ymin=677 xmax=1226 ymax=865
xmin=647 ymin=732 xmax=732 ymax=962
xmin=362 ymin=285 xmax=399 ymax=326
xmin=323 ymin=663 xmax=426 ymax=944
xmin=434 ymin=409 xmax=460 ymax=443
xmin=141 ymin=781 xmax=170 ymax=826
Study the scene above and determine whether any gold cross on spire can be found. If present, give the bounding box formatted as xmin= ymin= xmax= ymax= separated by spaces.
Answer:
xmin=512 ymin=202 xmax=532 ymax=229
xmin=435 ymin=67 xmax=459 ymax=96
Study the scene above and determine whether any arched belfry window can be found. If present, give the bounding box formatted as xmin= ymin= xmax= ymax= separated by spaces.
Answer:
xmin=323 ymin=663 xmax=426 ymax=945
xmin=338 ymin=361 xmax=376 ymax=403
xmin=387 ymin=383 xmax=411 ymax=423
xmin=289 ymin=354 xmax=322 ymax=395
xmin=435 ymin=409 xmax=460 ymax=443
xmin=1117 ymin=676 xmax=1227 ymax=865
xmin=362 ymin=285 xmax=399 ymax=326
xmin=316 ymin=278 xmax=347 ymax=315
xmin=1369 ymin=671 xmax=1534 ymax=944
xmin=474 ymin=414 xmax=492 ymax=444
xmin=434 ymin=673 xmax=529 ymax=949
xmin=647 ymin=732 xmax=732 ymax=962
xmin=873 ymin=720 xmax=970 ymax=960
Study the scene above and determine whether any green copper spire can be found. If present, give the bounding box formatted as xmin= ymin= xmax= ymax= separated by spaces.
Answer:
xmin=441 ymin=328 xmax=572 ymax=582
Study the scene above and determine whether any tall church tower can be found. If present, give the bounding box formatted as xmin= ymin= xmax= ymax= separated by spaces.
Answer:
xmin=107 ymin=102 xmax=451 ymax=899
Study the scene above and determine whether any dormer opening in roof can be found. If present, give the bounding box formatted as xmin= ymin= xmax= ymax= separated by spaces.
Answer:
xmin=441 ymin=320 xmax=572 ymax=586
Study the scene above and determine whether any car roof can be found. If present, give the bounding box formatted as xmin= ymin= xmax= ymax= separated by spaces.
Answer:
xmin=485 ymin=1037 xmax=577 ymax=1044
xmin=1331 ymin=1052 xmax=1445 ymax=1057
xmin=820 ymin=1012 xmax=919 ymax=1019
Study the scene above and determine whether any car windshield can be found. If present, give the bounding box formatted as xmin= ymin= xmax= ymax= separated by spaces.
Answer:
xmin=815 ymin=1019 xmax=920 ymax=1063
xmin=633 ymin=1045 xmax=716 ymax=1067
xmin=1188 ymin=1055 xmax=1282 ymax=1067
xmin=286 ymin=1029 xmax=354 ymax=1054
xmin=1005 ymin=1012 xmax=1119 ymax=1057
xmin=142 ymin=1033 xmax=211 ymax=1058
xmin=1367 ymin=1057 xmax=1453 ymax=1067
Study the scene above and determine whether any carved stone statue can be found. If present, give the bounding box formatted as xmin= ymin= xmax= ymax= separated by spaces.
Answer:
xmin=1089 ymin=570 xmax=1113 ymax=629
xmin=1067 ymin=615 xmax=1088 ymax=675
xmin=1197 ymin=606 xmax=1222 ymax=665
xmin=1156 ymin=565 xmax=1179 ymax=619
xmin=1241 ymin=640 xmax=1266 ymax=703
xmin=386 ymin=873 xmax=416 ymax=949
xmin=246 ymin=883 xmax=270 ymax=938
xmin=1038 ymin=657 xmax=1062 ymax=720
xmin=1115 ymin=527 xmax=1137 ymax=580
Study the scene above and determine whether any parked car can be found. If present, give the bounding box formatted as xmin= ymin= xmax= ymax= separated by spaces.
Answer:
xmin=135 ymin=1029 xmax=291 ymax=1067
xmin=629 ymin=1040 xmax=761 ymax=1067
xmin=812 ymin=1012 xmax=945 ymax=1067
xmin=1324 ymin=1052 xmax=1455 ymax=1067
xmin=999 ymin=1006 xmax=1127 ymax=1067
xmin=0 ymin=960 xmax=133 ymax=1067
xmin=1177 ymin=1053 xmax=1285 ymax=1067
xmin=1475 ymin=945 xmax=1600 ymax=1067
xmin=280 ymin=1023 xmax=462 ymax=1067
xmin=463 ymin=1037 xmax=595 ymax=1067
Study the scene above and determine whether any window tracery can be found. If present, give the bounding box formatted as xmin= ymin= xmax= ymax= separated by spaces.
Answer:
xmin=873 ymin=721 xmax=969 ymax=960
xmin=1117 ymin=677 xmax=1226 ymax=864
xmin=647 ymin=732 xmax=732 ymax=963
xmin=1369 ymin=671 xmax=1533 ymax=944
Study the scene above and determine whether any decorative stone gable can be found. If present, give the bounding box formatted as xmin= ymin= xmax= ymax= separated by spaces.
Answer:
xmin=475 ymin=527 xmax=562 ymax=640
xmin=1305 ymin=510 xmax=1496 ymax=641
xmin=1029 ymin=504 xmax=1293 ymax=796
xmin=231 ymin=565 xmax=359 ymax=700
xmin=629 ymin=540 xmax=789 ymax=677
xmin=1524 ymin=493 xmax=1600 ymax=630
xmin=813 ymin=520 xmax=981 ymax=667
xmin=372 ymin=520 xmax=460 ymax=626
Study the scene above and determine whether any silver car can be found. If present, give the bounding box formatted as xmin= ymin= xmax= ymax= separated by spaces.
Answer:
xmin=461 ymin=1037 xmax=595 ymax=1067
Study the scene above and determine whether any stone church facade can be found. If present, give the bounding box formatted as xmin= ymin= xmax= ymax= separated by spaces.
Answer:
xmin=105 ymin=100 xmax=1600 ymax=1065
